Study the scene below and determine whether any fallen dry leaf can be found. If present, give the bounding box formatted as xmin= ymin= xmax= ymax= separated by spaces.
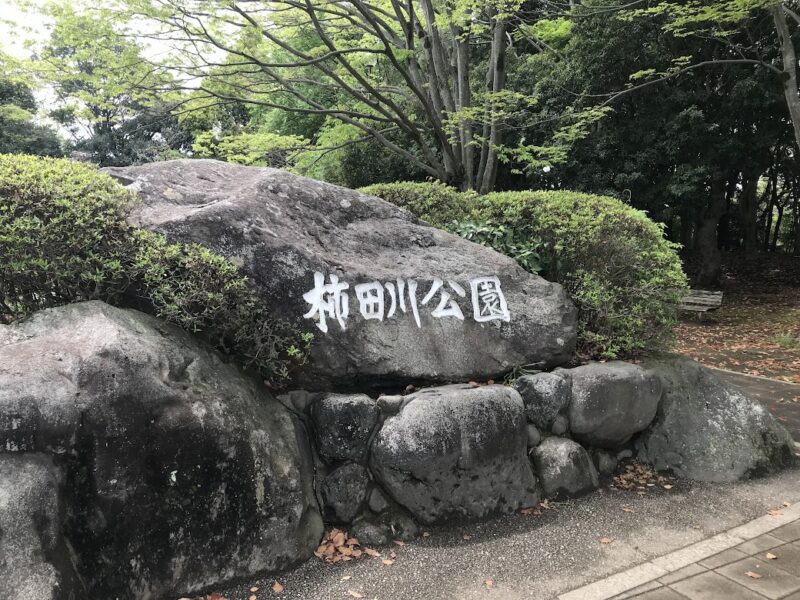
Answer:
xmin=599 ymin=537 xmax=613 ymax=544
xmin=250 ymin=587 xmax=259 ymax=593
xmin=272 ymin=581 xmax=284 ymax=594
xmin=767 ymin=509 xmax=784 ymax=516
xmin=347 ymin=590 xmax=364 ymax=598
xmin=745 ymin=571 xmax=763 ymax=579
xmin=249 ymin=595 xmax=257 ymax=600
xmin=622 ymin=507 xmax=635 ymax=513
xmin=783 ymin=501 xmax=792 ymax=507
xmin=766 ymin=552 xmax=778 ymax=560
xmin=394 ymin=540 xmax=406 ymax=546
xmin=382 ymin=559 xmax=395 ymax=566
xmin=484 ymin=579 xmax=494 ymax=588
xmin=341 ymin=575 xmax=352 ymax=582
xmin=520 ymin=506 xmax=542 ymax=516
xmin=207 ymin=594 xmax=227 ymax=600
xmin=363 ymin=548 xmax=381 ymax=558
xmin=463 ymin=534 xmax=472 ymax=540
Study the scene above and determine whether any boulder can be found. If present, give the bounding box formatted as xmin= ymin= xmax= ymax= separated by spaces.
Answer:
xmin=637 ymin=357 xmax=796 ymax=482
xmin=514 ymin=371 xmax=572 ymax=430
xmin=1 ymin=454 xmax=81 ymax=600
xmin=367 ymin=487 xmax=391 ymax=514
xmin=526 ymin=424 xmax=542 ymax=448
xmin=568 ymin=361 xmax=662 ymax=448
xmin=551 ymin=414 xmax=569 ymax=436
xmin=593 ymin=450 xmax=619 ymax=476
xmin=531 ymin=438 xmax=599 ymax=499
xmin=105 ymin=160 xmax=577 ymax=388
xmin=0 ymin=302 xmax=323 ymax=600
xmin=320 ymin=463 xmax=370 ymax=523
xmin=310 ymin=393 xmax=379 ymax=463
xmin=369 ymin=384 xmax=539 ymax=524
xmin=349 ymin=509 xmax=419 ymax=546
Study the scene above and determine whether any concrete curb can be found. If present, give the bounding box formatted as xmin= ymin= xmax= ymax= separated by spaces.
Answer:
xmin=558 ymin=501 xmax=800 ymax=600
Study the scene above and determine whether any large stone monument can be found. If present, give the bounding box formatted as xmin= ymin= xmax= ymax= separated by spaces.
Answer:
xmin=106 ymin=159 xmax=577 ymax=388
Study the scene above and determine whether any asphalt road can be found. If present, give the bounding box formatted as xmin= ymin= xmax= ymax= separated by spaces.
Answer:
xmin=209 ymin=468 xmax=800 ymax=600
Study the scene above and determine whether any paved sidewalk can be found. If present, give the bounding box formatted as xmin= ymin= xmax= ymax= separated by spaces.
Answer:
xmin=559 ymin=502 xmax=800 ymax=600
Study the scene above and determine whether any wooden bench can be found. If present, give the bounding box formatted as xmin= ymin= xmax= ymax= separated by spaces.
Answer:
xmin=680 ymin=289 xmax=723 ymax=315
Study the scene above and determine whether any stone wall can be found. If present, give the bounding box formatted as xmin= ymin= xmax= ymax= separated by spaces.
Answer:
xmin=0 ymin=302 xmax=795 ymax=599
xmin=1 ymin=162 xmax=796 ymax=598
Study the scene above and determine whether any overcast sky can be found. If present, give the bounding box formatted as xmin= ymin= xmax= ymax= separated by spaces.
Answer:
xmin=0 ymin=1 xmax=51 ymax=60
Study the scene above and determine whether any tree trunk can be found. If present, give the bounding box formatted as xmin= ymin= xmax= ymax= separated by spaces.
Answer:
xmin=773 ymin=5 xmax=800 ymax=154
xmin=762 ymin=167 xmax=777 ymax=250
xmin=478 ymin=17 xmax=507 ymax=194
xmin=771 ymin=204 xmax=784 ymax=251
xmin=695 ymin=177 xmax=728 ymax=286
xmin=739 ymin=167 xmax=761 ymax=255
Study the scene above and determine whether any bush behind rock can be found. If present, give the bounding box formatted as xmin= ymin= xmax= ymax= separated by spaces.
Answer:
xmin=363 ymin=182 xmax=688 ymax=359
xmin=0 ymin=154 xmax=309 ymax=384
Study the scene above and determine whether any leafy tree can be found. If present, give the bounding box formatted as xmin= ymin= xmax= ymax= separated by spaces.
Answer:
xmin=108 ymin=0 xmax=610 ymax=191
xmin=521 ymin=2 xmax=796 ymax=282
xmin=0 ymin=53 xmax=62 ymax=156
xmin=623 ymin=1 xmax=800 ymax=154
xmin=32 ymin=4 xmax=190 ymax=166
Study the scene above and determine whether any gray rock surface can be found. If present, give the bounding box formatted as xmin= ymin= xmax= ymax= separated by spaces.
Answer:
xmin=320 ymin=463 xmax=370 ymax=523
xmin=515 ymin=372 xmax=572 ymax=430
xmin=551 ymin=414 xmax=569 ymax=436
xmin=637 ymin=357 xmax=796 ymax=482
xmin=593 ymin=450 xmax=619 ymax=476
xmin=568 ymin=361 xmax=662 ymax=448
xmin=349 ymin=509 xmax=419 ymax=546
xmin=367 ymin=487 xmax=391 ymax=514
xmin=527 ymin=424 xmax=542 ymax=448
xmin=1 ymin=454 xmax=80 ymax=600
xmin=0 ymin=302 xmax=323 ymax=599
xmin=106 ymin=159 xmax=577 ymax=388
xmin=310 ymin=394 xmax=379 ymax=463
xmin=370 ymin=384 xmax=539 ymax=524
xmin=531 ymin=437 xmax=599 ymax=499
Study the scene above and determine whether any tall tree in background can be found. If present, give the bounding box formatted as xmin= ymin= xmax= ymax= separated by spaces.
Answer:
xmin=33 ymin=4 xmax=190 ymax=165
xmin=118 ymin=0 xmax=606 ymax=191
xmin=0 ymin=52 xmax=62 ymax=156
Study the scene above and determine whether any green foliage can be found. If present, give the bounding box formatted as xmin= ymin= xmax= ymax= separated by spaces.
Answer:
xmin=451 ymin=219 xmax=545 ymax=274
xmin=192 ymin=130 xmax=309 ymax=167
xmin=360 ymin=181 xmax=477 ymax=226
xmin=0 ymin=58 xmax=63 ymax=157
xmin=0 ymin=154 xmax=310 ymax=384
xmin=367 ymin=181 xmax=688 ymax=359
xmin=773 ymin=332 xmax=800 ymax=351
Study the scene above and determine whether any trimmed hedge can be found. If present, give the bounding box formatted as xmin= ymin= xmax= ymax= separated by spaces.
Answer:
xmin=0 ymin=154 xmax=310 ymax=384
xmin=362 ymin=182 xmax=688 ymax=359
xmin=361 ymin=181 xmax=476 ymax=226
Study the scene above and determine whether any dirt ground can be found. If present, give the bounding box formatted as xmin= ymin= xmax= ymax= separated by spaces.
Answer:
xmin=675 ymin=253 xmax=800 ymax=390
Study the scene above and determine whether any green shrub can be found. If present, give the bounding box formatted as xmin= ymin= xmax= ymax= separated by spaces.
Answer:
xmin=360 ymin=181 xmax=478 ymax=227
xmin=365 ymin=181 xmax=688 ymax=359
xmin=0 ymin=154 xmax=310 ymax=384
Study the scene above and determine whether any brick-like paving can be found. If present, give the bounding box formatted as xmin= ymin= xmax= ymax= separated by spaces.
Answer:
xmin=619 ymin=528 xmax=800 ymax=599
xmin=560 ymin=503 xmax=800 ymax=600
